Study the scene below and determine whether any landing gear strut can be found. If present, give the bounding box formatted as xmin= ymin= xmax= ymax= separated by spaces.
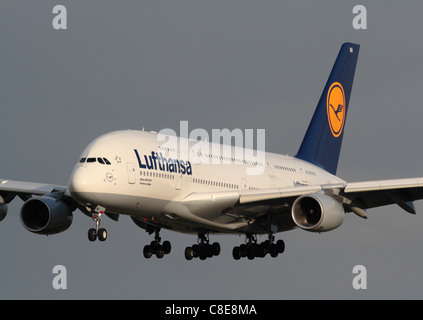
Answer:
xmin=185 ymin=233 xmax=221 ymax=260
xmin=143 ymin=227 xmax=171 ymax=259
xmin=88 ymin=211 xmax=107 ymax=242
xmin=232 ymin=233 xmax=285 ymax=260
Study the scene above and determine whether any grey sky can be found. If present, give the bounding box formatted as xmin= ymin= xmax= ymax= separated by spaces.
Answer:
xmin=1 ymin=1 xmax=423 ymax=299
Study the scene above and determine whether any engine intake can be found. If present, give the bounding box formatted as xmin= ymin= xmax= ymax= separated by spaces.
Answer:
xmin=20 ymin=196 xmax=73 ymax=235
xmin=292 ymin=193 xmax=344 ymax=232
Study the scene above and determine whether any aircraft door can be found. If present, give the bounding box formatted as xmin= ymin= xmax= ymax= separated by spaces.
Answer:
xmin=266 ymin=161 xmax=277 ymax=187
xmin=241 ymin=178 xmax=248 ymax=190
xmin=127 ymin=162 xmax=136 ymax=184
xmin=175 ymin=174 xmax=182 ymax=190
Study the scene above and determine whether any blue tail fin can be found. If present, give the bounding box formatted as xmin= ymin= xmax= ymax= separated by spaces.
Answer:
xmin=295 ymin=42 xmax=360 ymax=175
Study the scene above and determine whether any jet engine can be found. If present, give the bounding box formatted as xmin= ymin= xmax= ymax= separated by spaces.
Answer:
xmin=20 ymin=196 xmax=73 ymax=235
xmin=0 ymin=203 xmax=8 ymax=222
xmin=0 ymin=193 xmax=12 ymax=222
xmin=291 ymin=193 xmax=344 ymax=232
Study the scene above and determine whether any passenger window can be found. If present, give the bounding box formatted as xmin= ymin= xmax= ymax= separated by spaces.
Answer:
xmin=87 ymin=158 xmax=96 ymax=163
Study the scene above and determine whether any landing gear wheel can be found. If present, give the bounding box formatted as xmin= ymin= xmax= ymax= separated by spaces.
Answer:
xmin=192 ymin=244 xmax=199 ymax=258
xmin=199 ymin=248 xmax=207 ymax=260
xmin=163 ymin=240 xmax=171 ymax=254
xmin=247 ymin=245 xmax=256 ymax=260
xmin=212 ymin=242 xmax=221 ymax=256
xmin=155 ymin=245 xmax=165 ymax=258
xmin=232 ymin=246 xmax=241 ymax=260
xmin=142 ymin=227 xmax=172 ymax=259
xmin=143 ymin=245 xmax=153 ymax=259
xmin=185 ymin=247 xmax=194 ymax=260
xmin=276 ymin=239 xmax=285 ymax=253
xmin=88 ymin=228 xmax=97 ymax=241
xmin=87 ymin=208 xmax=108 ymax=242
xmin=98 ymin=228 xmax=107 ymax=241
xmin=232 ymin=234 xmax=286 ymax=260
xmin=185 ymin=233 xmax=221 ymax=261
xmin=269 ymin=244 xmax=279 ymax=258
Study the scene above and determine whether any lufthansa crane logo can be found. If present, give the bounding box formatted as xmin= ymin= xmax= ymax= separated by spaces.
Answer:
xmin=327 ymin=82 xmax=345 ymax=138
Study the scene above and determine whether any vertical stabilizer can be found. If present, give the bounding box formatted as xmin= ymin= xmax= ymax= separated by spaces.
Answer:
xmin=295 ymin=42 xmax=360 ymax=175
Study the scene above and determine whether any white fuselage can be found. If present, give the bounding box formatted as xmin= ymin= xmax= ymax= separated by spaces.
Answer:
xmin=68 ymin=130 xmax=345 ymax=234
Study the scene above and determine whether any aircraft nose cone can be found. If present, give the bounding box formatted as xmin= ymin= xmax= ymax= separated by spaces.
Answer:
xmin=68 ymin=167 xmax=92 ymax=205
xmin=68 ymin=167 xmax=85 ymax=194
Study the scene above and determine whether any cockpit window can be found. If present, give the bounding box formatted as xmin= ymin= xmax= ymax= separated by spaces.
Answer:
xmin=80 ymin=157 xmax=112 ymax=165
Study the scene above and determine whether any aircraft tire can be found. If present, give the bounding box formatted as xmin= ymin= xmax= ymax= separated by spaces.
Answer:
xmin=212 ymin=242 xmax=221 ymax=256
xmin=156 ymin=246 xmax=165 ymax=258
xmin=88 ymin=228 xmax=97 ymax=241
xmin=143 ymin=245 xmax=153 ymax=258
xmin=269 ymin=245 xmax=278 ymax=258
xmin=163 ymin=240 xmax=171 ymax=254
xmin=185 ymin=247 xmax=194 ymax=260
xmin=276 ymin=240 xmax=285 ymax=254
xmin=98 ymin=228 xmax=107 ymax=241
xmin=232 ymin=246 xmax=241 ymax=260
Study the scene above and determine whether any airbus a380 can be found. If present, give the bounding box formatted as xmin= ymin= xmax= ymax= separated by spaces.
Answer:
xmin=2 ymin=42 xmax=423 ymax=261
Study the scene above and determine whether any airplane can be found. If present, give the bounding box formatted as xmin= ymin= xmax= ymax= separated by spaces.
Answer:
xmin=1 ymin=42 xmax=423 ymax=261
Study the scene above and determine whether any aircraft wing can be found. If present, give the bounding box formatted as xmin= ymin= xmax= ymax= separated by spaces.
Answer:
xmin=0 ymin=179 xmax=69 ymax=197
xmin=0 ymin=179 xmax=120 ymax=222
xmin=182 ymin=184 xmax=340 ymax=229
xmin=183 ymin=177 xmax=423 ymax=228
xmin=342 ymin=177 xmax=423 ymax=214
xmin=0 ymin=178 xmax=76 ymax=209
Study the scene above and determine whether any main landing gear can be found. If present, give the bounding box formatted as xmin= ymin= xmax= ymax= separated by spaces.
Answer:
xmin=143 ymin=227 xmax=171 ymax=259
xmin=232 ymin=234 xmax=285 ymax=260
xmin=184 ymin=233 xmax=221 ymax=261
xmin=88 ymin=211 xmax=108 ymax=242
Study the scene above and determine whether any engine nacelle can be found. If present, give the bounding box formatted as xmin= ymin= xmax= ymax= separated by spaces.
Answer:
xmin=292 ymin=193 xmax=344 ymax=232
xmin=0 ymin=203 xmax=8 ymax=222
xmin=20 ymin=196 xmax=73 ymax=235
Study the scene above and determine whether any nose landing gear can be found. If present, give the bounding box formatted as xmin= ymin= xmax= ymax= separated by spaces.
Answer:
xmin=88 ymin=210 xmax=108 ymax=242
